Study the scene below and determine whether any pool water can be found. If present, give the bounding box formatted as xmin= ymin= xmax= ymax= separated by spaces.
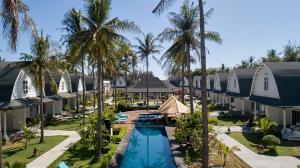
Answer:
xmin=120 ymin=127 xmax=176 ymax=168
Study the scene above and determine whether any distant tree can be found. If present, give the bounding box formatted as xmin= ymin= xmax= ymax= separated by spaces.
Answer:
xmin=262 ymin=49 xmax=281 ymax=62
xmin=282 ymin=42 xmax=299 ymax=62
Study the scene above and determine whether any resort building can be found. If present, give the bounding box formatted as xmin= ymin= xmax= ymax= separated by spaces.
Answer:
xmin=250 ymin=62 xmax=300 ymax=129
xmin=193 ymin=75 xmax=201 ymax=97
xmin=112 ymin=76 xmax=127 ymax=90
xmin=227 ymin=69 xmax=256 ymax=114
xmin=179 ymin=77 xmax=189 ymax=94
xmin=126 ymin=76 xmax=175 ymax=101
xmin=211 ymin=73 xmax=229 ymax=105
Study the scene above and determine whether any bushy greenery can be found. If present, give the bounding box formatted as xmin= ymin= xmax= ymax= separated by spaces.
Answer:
xmin=4 ymin=161 xmax=26 ymax=168
xmin=19 ymin=122 xmax=36 ymax=149
xmin=208 ymin=102 xmax=217 ymax=111
xmin=111 ymin=127 xmax=127 ymax=143
xmin=258 ymin=117 xmax=278 ymax=135
xmin=208 ymin=117 xmax=218 ymax=125
xmin=262 ymin=135 xmax=281 ymax=149
xmin=116 ymin=101 xmax=131 ymax=112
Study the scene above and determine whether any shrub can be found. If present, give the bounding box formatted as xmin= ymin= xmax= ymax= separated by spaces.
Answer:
xmin=116 ymin=101 xmax=131 ymax=112
xmin=100 ymin=145 xmax=118 ymax=168
xmin=262 ymin=134 xmax=281 ymax=149
xmin=4 ymin=161 xmax=26 ymax=168
xmin=258 ymin=117 xmax=278 ymax=135
xmin=208 ymin=102 xmax=217 ymax=111
xmin=111 ymin=127 xmax=127 ymax=143
xmin=208 ymin=117 xmax=218 ymax=125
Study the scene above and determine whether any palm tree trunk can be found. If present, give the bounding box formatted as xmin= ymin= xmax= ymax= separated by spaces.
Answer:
xmin=146 ymin=55 xmax=149 ymax=111
xmin=39 ymin=68 xmax=44 ymax=143
xmin=75 ymin=68 xmax=79 ymax=113
xmin=186 ymin=44 xmax=194 ymax=113
xmin=95 ymin=54 xmax=102 ymax=159
xmin=92 ymin=64 xmax=96 ymax=108
xmin=199 ymin=0 xmax=209 ymax=167
xmin=101 ymin=64 xmax=104 ymax=111
xmin=81 ymin=57 xmax=86 ymax=125
xmin=181 ymin=64 xmax=185 ymax=103
xmin=0 ymin=110 xmax=3 ymax=168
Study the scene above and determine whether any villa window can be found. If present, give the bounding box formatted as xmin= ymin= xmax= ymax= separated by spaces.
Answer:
xmin=23 ymin=80 xmax=28 ymax=94
xmin=264 ymin=77 xmax=269 ymax=91
xmin=233 ymin=79 xmax=237 ymax=88
xmin=61 ymin=81 xmax=65 ymax=91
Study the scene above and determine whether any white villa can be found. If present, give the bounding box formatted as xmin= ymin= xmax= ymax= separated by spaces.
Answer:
xmin=227 ymin=69 xmax=256 ymax=114
xmin=211 ymin=73 xmax=230 ymax=105
xmin=193 ymin=76 xmax=201 ymax=97
xmin=179 ymin=77 xmax=189 ymax=94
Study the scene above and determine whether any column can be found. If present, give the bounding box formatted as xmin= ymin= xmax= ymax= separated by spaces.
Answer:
xmin=283 ymin=109 xmax=286 ymax=129
xmin=52 ymin=103 xmax=55 ymax=116
xmin=3 ymin=111 xmax=8 ymax=141
xmin=242 ymin=99 xmax=245 ymax=115
xmin=254 ymin=102 xmax=257 ymax=119
xmin=265 ymin=105 xmax=269 ymax=116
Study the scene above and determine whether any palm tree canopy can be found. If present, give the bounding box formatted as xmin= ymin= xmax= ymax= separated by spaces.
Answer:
xmin=134 ymin=33 xmax=162 ymax=62
xmin=1 ymin=0 xmax=37 ymax=51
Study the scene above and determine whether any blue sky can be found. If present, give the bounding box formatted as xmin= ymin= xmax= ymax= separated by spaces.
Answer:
xmin=1 ymin=0 xmax=300 ymax=79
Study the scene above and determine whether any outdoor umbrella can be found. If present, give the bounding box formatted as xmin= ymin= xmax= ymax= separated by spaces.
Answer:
xmin=158 ymin=95 xmax=190 ymax=117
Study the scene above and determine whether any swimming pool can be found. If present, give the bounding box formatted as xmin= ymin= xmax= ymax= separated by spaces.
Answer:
xmin=120 ymin=126 xmax=176 ymax=168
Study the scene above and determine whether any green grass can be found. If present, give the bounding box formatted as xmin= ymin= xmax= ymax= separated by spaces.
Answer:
xmin=229 ymin=132 xmax=300 ymax=156
xmin=3 ymin=136 xmax=67 ymax=165
xmin=46 ymin=118 xmax=81 ymax=131
xmin=49 ymin=126 xmax=127 ymax=168
xmin=217 ymin=113 xmax=247 ymax=126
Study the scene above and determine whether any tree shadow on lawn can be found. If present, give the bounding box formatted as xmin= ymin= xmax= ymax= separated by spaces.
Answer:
xmin=62 ymin=144 xmax=95 ymax=166
xmin=47 ymin=119 xmax=80 ymax=127
xmin=241 ymin=132 xmax=300 ymax=157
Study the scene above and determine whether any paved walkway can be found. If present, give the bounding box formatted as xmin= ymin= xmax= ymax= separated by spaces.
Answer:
xmin=27 ymin=130 xmax=81 ymax=168
xmin=105 ymin=96 xmax=113 ymax=106
xmin=216 ymin=126 xmax=300 ymax=168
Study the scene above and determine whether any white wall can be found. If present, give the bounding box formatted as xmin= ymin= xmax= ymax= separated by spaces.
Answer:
xmin=207 ymin=77 xmax=211 ymax=90
xmin=6 ymin=109 xmax=26 ymax=131
xmin=213 ymin=75 xmax=221 ymax=91
xmin=180 ymin=77 xmax=189 ymax=87
xmin=58 ymin=72 xmax=72 ymax=93
xmin=11 ymin=69 xmax=39 ymax=100
xmin=193 ymin=76 xmax=201 ymax=89
xmin=78 ymin=77 xmax=83 ymax=92
xmin=251 ymin=65 xmax=280 ymax=99
xmin=227 ymin=72 xmax=240 ymax=93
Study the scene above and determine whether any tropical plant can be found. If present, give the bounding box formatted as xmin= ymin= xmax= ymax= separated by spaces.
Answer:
xmin=216 ymin=142 xmax=239 ymax=167
xmin=262 ymin=134 xmax=281 ymax=150
xmin=20 ymin=31 xmax=58 ymax=143
xmin=4 ymin=161 xmax=26 ymax=168
xmin=19 ymin=122 xmax=36 ymax=149
xmin=1 ymin=0 xmax=36 ymax=51
xmin=262 ymin=49 xmax=281 ymax=62
xmin=282 ymin=41 xmax=300 ymax=62
xmin=62 ymin=8 xmax=88 ymax=124
xmin=134 ymin=33 xmax=161 ymax=111
xmin=158 ymin=1 xmax=221 ymax=114
xmin=75 ymin=0 xmax=139 ymax=159
xmin=153 ymin=0 xmax=217 ymax=166
xmin=258 ymin=117 xmax=277 ymax=136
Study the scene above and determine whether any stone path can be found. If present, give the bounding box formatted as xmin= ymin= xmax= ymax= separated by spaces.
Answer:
xmin=27 ymin=130 xmax=80 ymax=168
xmin=216 ymin=126 xmax=300 ymax=168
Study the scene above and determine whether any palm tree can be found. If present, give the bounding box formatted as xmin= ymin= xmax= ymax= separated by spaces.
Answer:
xmin=158 ymin=1 xmax=221 ymax=113
xmin=1 ymin=0 xmax=36 ymax=51
xmin=62 ymin=8 xmax=88 ymax=124
xmin=76 ymin=0 xmax=139 ymax=159
xmin=20 ymin=31 xmax=58 ymax=143
xmin=135 ymin=33 xmax=161 ymax=111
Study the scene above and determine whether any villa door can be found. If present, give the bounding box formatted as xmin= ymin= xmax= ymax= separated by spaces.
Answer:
xmin=292 ymin=110 xmax=300 ymax=125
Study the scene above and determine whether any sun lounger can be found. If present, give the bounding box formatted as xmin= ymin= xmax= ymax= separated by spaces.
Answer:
xmin=114 ymin=117 xmax=127 ymax=123
xmin=58 ymin=162 xmax=69 ymax=168
xmin=119 ymin=111 xmax=129 ymax=117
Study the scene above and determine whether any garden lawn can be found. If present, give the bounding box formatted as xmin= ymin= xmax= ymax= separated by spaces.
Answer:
xmin=217 ymin=114 xmax=247 ymax=126
xmin=46 ymin=118 xmax=81 ymax=131
xmin=229 ymin=132 xmax=300 ymax=156
xmin=3 ymin=136 xmax=67 ymax=165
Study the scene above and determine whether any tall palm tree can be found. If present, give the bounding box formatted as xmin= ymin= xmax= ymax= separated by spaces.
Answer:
xmin=134 ymin=33 xmax=161 ymax=111
xmin=76 ymin=0 xmax=139 ymax=159
xmin=62 ymin=8 xmax=88 ymax=124
xmin=153 ymin=0 xmax=217 ymax=166
xmin=158 ymin=1 xmax=221 ymax=113
xmin=1 ymin=0 xmax=36 ymax=51
xmin=20 ymin=31 xmax=58 ymax=143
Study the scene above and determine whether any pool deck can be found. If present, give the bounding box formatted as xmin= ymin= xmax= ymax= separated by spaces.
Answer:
xmin=109 ymin=110 xmax=188 ymax=168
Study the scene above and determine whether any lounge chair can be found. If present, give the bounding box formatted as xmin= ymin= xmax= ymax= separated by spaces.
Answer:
xmin=118 ymin=111 xmax=129 ymax=118
xmin=114 ymin=117 xmax=127 ymax=123
xmin=58 ymin=162 xmax=69 ymax=168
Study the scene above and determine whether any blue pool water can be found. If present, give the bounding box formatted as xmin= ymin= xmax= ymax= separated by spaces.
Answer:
xmin=120 ymin=127 xmax=176 ymax=168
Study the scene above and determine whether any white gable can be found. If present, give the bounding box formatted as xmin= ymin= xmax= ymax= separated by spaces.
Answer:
xmin=227 ymin=72 xmax=240 ymax=93
xmin=115 ymin=76 xmax=126 ymax=87
xmin=193 ymin=76 xmax=201 ymax=88
xmin=213 ymin=75 xmax=221 ymax=91
xmin=58 ymin=72 xmax=71 ymax=93
xmin=11 ymin=69 xmax=39 ymax=100
xmin=250 ymin=64 xmax=280 ymax=99
xmin=207 ymin=77 xmax=211 ymax=90
xmin=78 ymin=77 xmax=83 ymax=92
xmin=180 ymin=77 xmax=189 ymax=87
